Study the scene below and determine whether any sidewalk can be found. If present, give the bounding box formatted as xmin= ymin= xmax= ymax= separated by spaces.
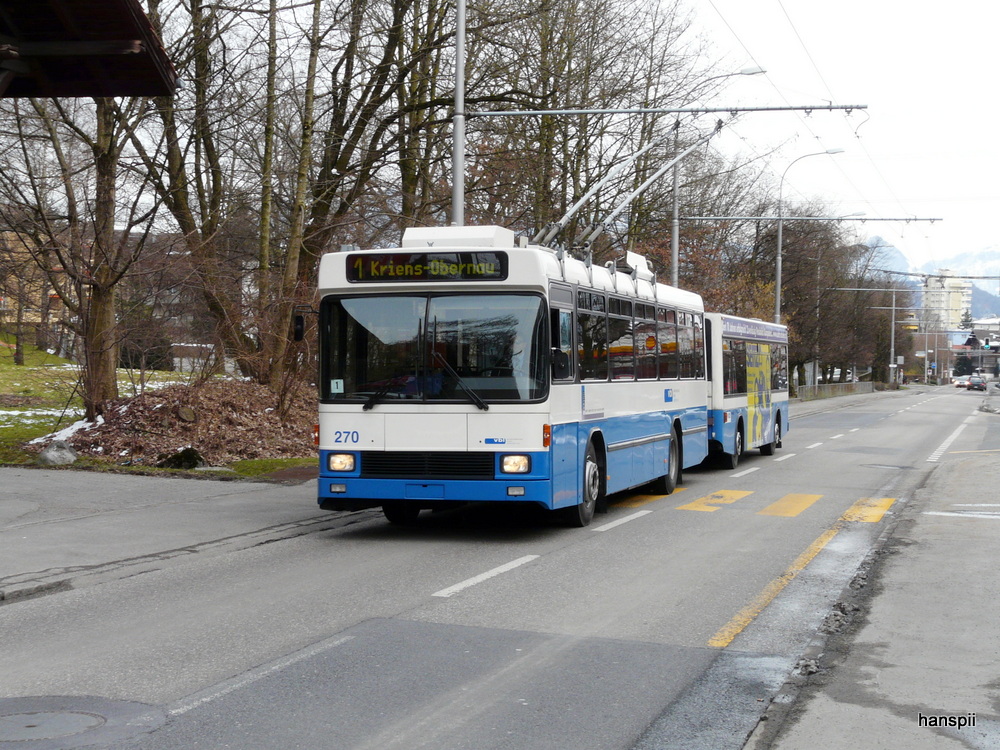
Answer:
xmin=751 ymin=389 xmax=1000 ymax=749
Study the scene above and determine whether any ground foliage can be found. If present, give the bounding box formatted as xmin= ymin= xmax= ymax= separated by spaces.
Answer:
xmin=46 ymin=380 xmax=315 ymax=466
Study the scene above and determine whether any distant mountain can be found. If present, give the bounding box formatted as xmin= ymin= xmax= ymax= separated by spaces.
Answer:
xmin=903 ymin=243 xmax=1000 ymax=319
xmin=866 ymin=237 xmax=911 ymax=275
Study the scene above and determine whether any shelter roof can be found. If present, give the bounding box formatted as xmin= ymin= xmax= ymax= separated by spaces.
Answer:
xmin=0 ymin=0 xmax=176 ymax=98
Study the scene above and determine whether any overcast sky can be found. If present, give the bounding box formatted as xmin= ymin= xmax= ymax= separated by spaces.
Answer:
xmin=687 ymin=0 xmax=999 ymax=269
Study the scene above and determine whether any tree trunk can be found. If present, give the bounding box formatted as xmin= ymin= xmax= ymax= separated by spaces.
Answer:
xmin=82 ymin=97 xmax=122 ymax=420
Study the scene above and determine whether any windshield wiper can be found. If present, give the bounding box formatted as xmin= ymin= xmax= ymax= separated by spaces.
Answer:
xmin=362 ymin=382 xmax=394 ymax=411
xmin=432 ymin=351 xmax=489 ymax=411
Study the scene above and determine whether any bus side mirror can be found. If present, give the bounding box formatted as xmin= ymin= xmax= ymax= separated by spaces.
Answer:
xmin=551 ymin=348 xmax=570 ymax=379
xmin=293 ymin=314 xmax=305 ymax=342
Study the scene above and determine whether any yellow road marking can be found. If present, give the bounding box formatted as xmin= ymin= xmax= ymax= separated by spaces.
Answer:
xmin=841 ymin=497 xmax=896 ymax=523
xmin=708 ymin=525 xmax=840 ymax=648
xmin=615 ymin=487 xmax=687 ymax=508
xmin=758 ymin=494 xmax=824 ymax=518
xmin=676 ymin=490 xmax=753 ymax=512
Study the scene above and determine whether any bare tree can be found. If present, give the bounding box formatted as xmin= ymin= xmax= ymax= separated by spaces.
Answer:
xmin=0 ymin=95 xmax=159 ymax=418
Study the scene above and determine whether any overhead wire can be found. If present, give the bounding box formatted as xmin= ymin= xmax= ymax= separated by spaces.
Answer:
xmin=705 ymin=0 xmax=934 ymax=243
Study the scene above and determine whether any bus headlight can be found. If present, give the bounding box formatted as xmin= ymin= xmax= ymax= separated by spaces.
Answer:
xmin=328 ymin=453 xmax=355 ymax=472
xmin=501 ymin=454 xmax=531 ymax=473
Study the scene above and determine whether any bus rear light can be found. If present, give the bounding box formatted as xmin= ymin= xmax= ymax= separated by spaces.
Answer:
xmin=542 ymin=424 xmax=552 ymax=447
xmin=313 ymin=424 xmax=320 ymax=446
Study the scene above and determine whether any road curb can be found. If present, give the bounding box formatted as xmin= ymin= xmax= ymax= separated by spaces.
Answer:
xmin=742 ymin=433 xmax=933 ymax=748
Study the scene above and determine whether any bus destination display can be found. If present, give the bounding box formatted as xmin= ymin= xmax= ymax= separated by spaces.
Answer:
xmin=347 ymin=252 xmax=508 ymax=283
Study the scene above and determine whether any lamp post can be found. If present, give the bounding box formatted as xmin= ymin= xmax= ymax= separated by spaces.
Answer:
xmin=670 ymin=66 xmax=765 ymax=286
xmin=774 ymin=148 xmax=844 ymax=323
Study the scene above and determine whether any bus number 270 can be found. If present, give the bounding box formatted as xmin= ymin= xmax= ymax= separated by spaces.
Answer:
xmin=333 ymin=430 xmax=360 ymax=444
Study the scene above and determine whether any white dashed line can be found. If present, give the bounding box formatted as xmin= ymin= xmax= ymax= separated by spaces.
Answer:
xmin=433 ymin=555 xmax=540 ymax=597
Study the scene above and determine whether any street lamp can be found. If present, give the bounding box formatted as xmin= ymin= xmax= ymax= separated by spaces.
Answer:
xmin=774 ymin=148 xmax=844 ymax=323
xmin=671 ymin=66 xmax=766 ymax=286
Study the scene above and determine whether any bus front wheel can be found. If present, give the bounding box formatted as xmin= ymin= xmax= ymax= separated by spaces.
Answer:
xmin=562 ymin=443 xmax=601 ymax=527
xmin=382 ymin=503 xmax=421 ymax=525
xmin=720 ymin=426 xmax=743 ymax=470
xmin=760 ymin=418 xmax=781 ymax=456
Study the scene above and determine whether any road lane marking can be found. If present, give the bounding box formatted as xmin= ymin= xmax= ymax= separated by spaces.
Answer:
xmin=924 ymin=511 xmax=1000 ymax=520
xmin=592 ymin=510 xmax=653 ymax=531
xmin=615 ymin=488 xmax=688 ymax=507
xmin=806 ymin=442 xmax=823 ymax=449
xmin=708 ymin=525 xmax=840 ymax=648
xmin=730 ymin=467 xmax=759 ymax=478
xmin=927 ymin=423 xmax=967 ymax=462
xmin=830 ymin=434 xmax=845 ymax=439
xmin=758 ymin=494 xmax=824 ymax=518
xmin=774 ymin=453 xmax=796 ymax=462
xmin=841 ymin=497 xmax=896 ymax=523
xmin=433 ymin=555 xmax=540 ymax=598
xmin=676 ymin=490 xmax=753 ymax=512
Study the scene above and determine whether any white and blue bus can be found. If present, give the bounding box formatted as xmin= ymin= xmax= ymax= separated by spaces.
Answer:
xmin=704 ymin=313 xmax=789 ymax=469
xmin=313 ymin=224 xmax=714 ymax=527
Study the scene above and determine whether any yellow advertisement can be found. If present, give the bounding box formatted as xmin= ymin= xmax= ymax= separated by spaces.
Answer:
xmin=747 ymin=344 xmax=772 ymax=445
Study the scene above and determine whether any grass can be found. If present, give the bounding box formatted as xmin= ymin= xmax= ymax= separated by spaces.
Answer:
xmin=228 ymin=457 xmax=317 ymax=478
xmin=0 ymin=336 xmax=316 ymax=478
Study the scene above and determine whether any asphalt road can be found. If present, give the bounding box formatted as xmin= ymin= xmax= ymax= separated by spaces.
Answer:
xmin=0 ymin=385 xmax=987 ymax=749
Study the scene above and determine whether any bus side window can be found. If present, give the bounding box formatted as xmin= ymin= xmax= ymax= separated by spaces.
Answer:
xmin=578 ymin=310 xmax=608 ymax=381
xmin=657 ymin=307 xmax=678 ymax=379
xmin=551 ymin=309 xmax=574 ymax=380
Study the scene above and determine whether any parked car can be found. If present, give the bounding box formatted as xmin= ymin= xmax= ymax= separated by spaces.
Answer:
xmin=954 ymin=375 xmax=971 ymax=388
xmin=967 ymin=375 xmax=987 ymax=391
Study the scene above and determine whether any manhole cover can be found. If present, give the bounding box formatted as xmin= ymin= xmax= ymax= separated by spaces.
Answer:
xmin=0 ymin=711 xmax=105 ymax=741
xmin=0 ymin=697 xmax=165 ymax=748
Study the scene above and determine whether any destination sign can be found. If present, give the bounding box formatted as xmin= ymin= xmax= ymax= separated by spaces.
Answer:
xmin=347 ymin=252 xmax=508 ymax=283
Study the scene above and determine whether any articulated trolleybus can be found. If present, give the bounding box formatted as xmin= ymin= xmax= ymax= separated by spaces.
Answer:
xmin=316 ymin=224 xmax=745 ymax=527
xmin=704 ymin=313 xmax=789 ymax=469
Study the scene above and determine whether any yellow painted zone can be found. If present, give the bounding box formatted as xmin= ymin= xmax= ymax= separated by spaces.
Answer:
xmin=676 ymin=490 xmax=753 ymax=512
xmin=708 ymin=525 xmax=840 ymax=648
xmin=758 ymin=494 xmax=824 ymax=518
xmin=615 ymin=487 xmax=687 ymax=508
xmin=841 ymin=497 xmax=896 ymax=523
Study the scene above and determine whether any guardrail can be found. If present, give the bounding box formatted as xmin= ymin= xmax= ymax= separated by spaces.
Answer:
xmin=794 ymin=382 xmax=875 ymax=401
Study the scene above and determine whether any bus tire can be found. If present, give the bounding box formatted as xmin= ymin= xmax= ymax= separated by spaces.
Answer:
xmin=760 ymin=418 xmax=781 ymax=456
xmin=649 ymin=427 xmax=680 ymax=495
xmin=382 ymin=503 xmax=421 ymax=525
xmin=720 ymin=424 xmax=742 ymax=469
xmin=562 ymin=442 xmax=601 ymax=527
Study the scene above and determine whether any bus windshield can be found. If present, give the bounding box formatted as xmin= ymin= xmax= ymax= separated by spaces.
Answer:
xmin=320 ymin=293 xmax=548 ymax=404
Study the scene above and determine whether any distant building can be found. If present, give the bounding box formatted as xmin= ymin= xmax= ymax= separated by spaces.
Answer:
xmin=922 ymin=270 xmax=972 ymax=330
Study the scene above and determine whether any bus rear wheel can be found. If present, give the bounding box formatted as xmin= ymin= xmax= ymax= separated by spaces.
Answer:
xmin=562 ymin=443 xmax=601 ymax=527
xmin=382 ymin=503 xmax=421 ymax=525
xmin=649 ymin=427 xmax=680 ymax=495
